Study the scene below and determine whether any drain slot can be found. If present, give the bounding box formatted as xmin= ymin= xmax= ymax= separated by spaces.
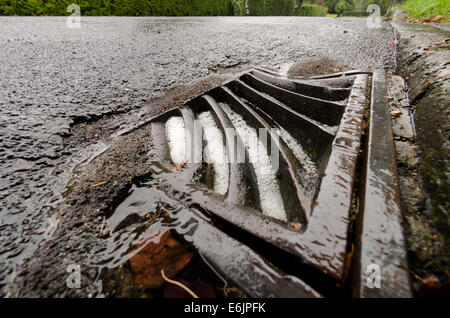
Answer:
xmin=221 ymin=103 xmax=287 ymax=222
xmin=197 ymin=111 xmax=229 ymax=196
xmin=165 ymin=116 xmax=186 ymax=165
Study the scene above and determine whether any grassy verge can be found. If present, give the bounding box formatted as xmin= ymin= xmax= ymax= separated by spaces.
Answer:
xmin=401 ymin=0 xmax=450 ymax=23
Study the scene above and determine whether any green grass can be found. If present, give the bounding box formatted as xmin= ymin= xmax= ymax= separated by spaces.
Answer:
xmin=327 ymin=13 xmax=337 ymax=17
xmin=402 ymin=0 xmax=450 ymax=22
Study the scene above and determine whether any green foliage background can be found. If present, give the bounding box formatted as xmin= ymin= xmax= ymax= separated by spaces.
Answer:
xmin=0 ymin=0 xmax=244 ymax=16
xmin=402 ymin=0 xmax=449 ymax=20
xmin=299 ymin=4 xmax=328 ymax=16
xmin=0 ymin=0 xmax=300 ymax=16
xmin=2 ymin=0 xmax=432 ymax=18
xmin=247 ymin=0 xmax=296 ymax=16
xmin=325 ymin=0 xmax=391 ymax=15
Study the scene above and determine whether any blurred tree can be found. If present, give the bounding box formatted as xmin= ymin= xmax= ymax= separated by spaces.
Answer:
xmin=335 ymin=0 xmax=354 ymax=15
xmin=267 ymin=0 xmax=296 ymax=15
xmin=294 ymin=0 xmax=304 ymax=15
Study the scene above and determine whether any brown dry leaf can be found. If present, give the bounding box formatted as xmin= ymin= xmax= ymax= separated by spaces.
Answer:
xmin=391 ymin=110 xmax=402 ymax=118
xmin=410 ymin=34 xmax=416 ymax=38
xmin=169 ymin=160 xmax=186 ymax=172
xmin=342 ymin=244 xmax=355 ymax=283
xmin=388 ymin=40 xmax=399 ymax=47
xmin=291 ymin=223 xmax=301 ymax=230
xmin=418 ymin=275 xmax=440 ymax=298
xmin=432 ymin=15 xmax=444 ymax=23
xmin=129 ymin=230 xmax=194 ymax=289
xmin=423 ymin=276 xmax=440 ymax=287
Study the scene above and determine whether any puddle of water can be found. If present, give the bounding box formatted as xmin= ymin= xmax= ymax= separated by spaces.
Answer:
xmin=220 ymin=103 xmax=287 ymax=222
xmin=92 ymin=177 xmax=242 ymax=298
xmin=197 ymin=111 xmax=229 ymax=195
xmin=165 ymin=116 xmax=186 ymax=165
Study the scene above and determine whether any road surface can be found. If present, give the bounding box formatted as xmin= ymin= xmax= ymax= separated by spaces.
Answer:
xmin=0 ymin=16 xmax=396 ymax=296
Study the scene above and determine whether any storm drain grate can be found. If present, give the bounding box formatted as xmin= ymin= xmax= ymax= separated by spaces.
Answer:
xmin=110 ymin=69 xmax=412 ymax=298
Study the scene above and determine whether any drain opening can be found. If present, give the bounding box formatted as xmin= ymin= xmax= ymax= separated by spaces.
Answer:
xmin=220 ymin=103 xmax=287 ymax=222
xmin=100 ymin=68 xmax=382 ymax=298
xmin=165 ymin=116 xmax=186 ymax=166
xmin=197 ymin=111 xmax=229 ymax=196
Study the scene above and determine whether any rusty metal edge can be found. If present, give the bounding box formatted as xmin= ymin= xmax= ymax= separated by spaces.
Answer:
xmin=353 ymin=70 xmax=413 ymax=298
xmin=302 ymin=74 xmax=369 ymax=280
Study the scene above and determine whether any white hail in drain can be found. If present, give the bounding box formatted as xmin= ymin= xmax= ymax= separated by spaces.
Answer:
xmin=198 ymin=111 xmax=229 ymax=196
xmin=165 ymin=116 xmax=187 ymax=165
xmin=220 ymin=103 xmax=287 ymax=222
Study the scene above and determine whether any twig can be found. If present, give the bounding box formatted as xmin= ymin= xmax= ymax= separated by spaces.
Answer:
xmin=91 ymin=181 xmax=107 ymax=188
xmin=403 ymin=266 xmax=424 ymax=282
xmin=385 ymin=0 xmax=397 ymax=18
xmin=161 ymin=269 xmax=199 ymax=298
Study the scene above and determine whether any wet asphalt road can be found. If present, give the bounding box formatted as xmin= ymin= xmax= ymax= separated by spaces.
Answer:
xmin=0 ymin=16 xmax=395 ymax=295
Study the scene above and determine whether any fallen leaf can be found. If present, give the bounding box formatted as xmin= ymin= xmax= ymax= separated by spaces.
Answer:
xmin=169 ymin=160 xmax=186 ymax=172
xmin=418 ymin=275 xmax=441 ymax=298
xmin=129 ymin=230 xmax=194 ymax=289
xmin=388 ymin=40 xmax=399 ymax=47
xmin=291 ymin=223 xmax=301 ymax=230
xmin=343 ymin=30 xmax=348 ymax=34
xmin=391 ymin=110 xmax=402 ymax=118
xmin=410 ymin=34 xmax=416 ymax=38
xmin=342 ymin=244 xmax=355 ymax=283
